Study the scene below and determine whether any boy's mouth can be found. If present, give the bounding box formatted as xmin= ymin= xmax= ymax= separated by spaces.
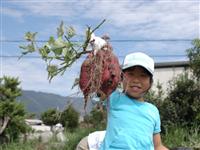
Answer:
xmin=130 ymin=85 xmax=141 ymax=91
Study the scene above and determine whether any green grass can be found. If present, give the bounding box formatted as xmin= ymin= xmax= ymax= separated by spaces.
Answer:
xmin=0 ymin=140 xmax=39 ymax=150
xmin=64 ymin=127 xmax=97 ymax=150
xmin=0 ymin=127 xmax=96 ymax=150
xmin=162 ymin=125 xmax=200 ymax=149
xmin=0 ymin=126 xmax=199 ymax=150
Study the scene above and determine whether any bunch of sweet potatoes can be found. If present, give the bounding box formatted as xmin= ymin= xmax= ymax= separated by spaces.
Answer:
xmin=79 ymin=44 xmax=121 ymax=107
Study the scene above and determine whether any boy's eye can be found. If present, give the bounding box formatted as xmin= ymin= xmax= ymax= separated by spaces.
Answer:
xmin=127 ymin=72 xmax=134 ymax=76
xmin=140 ymin=73 xmax=148 ymax=77
xmin=141 ymin=73 xmax=147 ymax=76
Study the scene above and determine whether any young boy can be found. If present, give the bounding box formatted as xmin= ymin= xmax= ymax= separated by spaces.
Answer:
xmin=76 ymin=52 xmax=168 ymax=150
xmin=99 ymin=52 xmax=168 ymax=150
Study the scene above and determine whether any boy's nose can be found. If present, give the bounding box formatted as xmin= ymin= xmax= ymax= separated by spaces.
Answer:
xmin=131 ymin=76 xmax=140 ymax=83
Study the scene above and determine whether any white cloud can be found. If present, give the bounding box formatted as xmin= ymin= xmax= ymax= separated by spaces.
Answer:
xmin=3 ymin=0 xmax=198 ymax=39
xmin=5 ymin=1 xmax=75 ymax=17
xmin=1 ymin=57 xmax=83 ymax=96
xmin=2 ymin=7 xmax=24 ymax=18
xmin=77 ymin=0 xmax=199 ymax=39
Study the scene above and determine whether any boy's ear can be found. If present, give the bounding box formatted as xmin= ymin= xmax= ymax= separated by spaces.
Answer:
xmin=148 ymin=77 xmax=153 ymax=90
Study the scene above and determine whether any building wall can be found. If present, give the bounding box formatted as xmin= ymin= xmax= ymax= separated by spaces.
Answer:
xmin=152 ymin=65 xmax=189 ymax=94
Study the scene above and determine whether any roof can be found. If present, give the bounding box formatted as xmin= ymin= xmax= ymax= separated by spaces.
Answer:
xmin=25 ymin=119 xmax=43 ymax=125
xmin=31 ymin=125 xmax=51 ymax=132
xmin=155 ymin=61 xmax=189 ymax=69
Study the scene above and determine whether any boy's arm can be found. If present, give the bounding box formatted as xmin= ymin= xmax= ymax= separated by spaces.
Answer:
xmin=153 ymin=133 xmax=169 ymax=150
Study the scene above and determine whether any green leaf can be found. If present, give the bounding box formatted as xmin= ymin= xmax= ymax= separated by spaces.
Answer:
xmin=48 ymin=36 xmax=55 ymax=44
xmin=57 ymin=21 xmax=64 ymax=37
xmin=19 ymin=45 xmax=36 ymax=59
xmin=39 ymin=48 xmax=48 ymax=59
xmin=54 ymin=37 xmax=65 ymax=47
xmin=47 ymin=65 xmax=58 ymax=80
xmin=19 ymin=45 xmax=28 ymax=50
xmin=52 ymin=48 xmax=63 ymax=56
xmin=62 ymin=47 xmax=68 ymax=56
xmin=67 ymin=26 xmax=76 ymax=38
xmin=27 ymin=43 xmax=35 ymax=52
xmin=24 ymin=32 xmax=37 ymax=41
xmin=44 ymin=43 xmax=51 ymax=50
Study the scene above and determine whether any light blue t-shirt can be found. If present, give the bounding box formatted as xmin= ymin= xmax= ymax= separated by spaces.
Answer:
xmin=100 ymin=90 xmax=161 ymax=150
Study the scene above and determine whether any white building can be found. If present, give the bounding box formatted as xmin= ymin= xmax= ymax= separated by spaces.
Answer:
xmin=153 ymin=61 xmax=190 ymax=93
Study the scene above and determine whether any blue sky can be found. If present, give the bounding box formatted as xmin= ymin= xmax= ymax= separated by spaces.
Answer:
xmin=1 ymin=0 xmax=199 ymax=96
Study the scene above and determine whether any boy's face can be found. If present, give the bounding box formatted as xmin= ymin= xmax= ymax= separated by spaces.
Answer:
xmin=122 ymin=66 xmax=151 ymax=101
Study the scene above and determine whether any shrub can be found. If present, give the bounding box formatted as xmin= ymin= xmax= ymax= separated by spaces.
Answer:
xmin=86 ymin=107 xmax=107 ymax=129
xmin=162 ymin=73 xmax=200 ymax=127
xmin=0 ymin=76 xmax=29 ymax=143
xmin=60 ymin=104 xmax=79 ymax=130
xmin=40 ymin=108 xmax=61 ymax=126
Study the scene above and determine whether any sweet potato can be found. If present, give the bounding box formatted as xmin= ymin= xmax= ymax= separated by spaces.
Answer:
xmin=79 ymin=44 xmax=121 ymax=107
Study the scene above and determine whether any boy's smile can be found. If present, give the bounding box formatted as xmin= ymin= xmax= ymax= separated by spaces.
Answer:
xmin=130 ymin=85 xmax=142 ymax=92
xmin=122 ymin=66 xmax=151 ymax=101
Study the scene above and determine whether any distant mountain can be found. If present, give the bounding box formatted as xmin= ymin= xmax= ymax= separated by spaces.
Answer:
xmin=17 ymin=90 xmax=94 ymax=117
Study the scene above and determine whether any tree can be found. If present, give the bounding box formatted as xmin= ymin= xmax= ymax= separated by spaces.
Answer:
xmin=60 ymin=104 xmax=79 ymax=130
xmin=0 ymin=76 xmax=28 ymax=143
xmin=40 ymin=108 xmax=61 ymax=126
xmin=145 ymin=81 xmax=165 ymax=108
xmin=159 ymin=39 xmax=200 ymax=128
xmin=187 ymin=38 xmax=200 ymax=80
xmin=144 ymin=39 xmax=200 ymax=130
xmin=162 ymin=73 xmax=200 ymax=127
xmin=87 ymin=107 xmax=107 ymax=129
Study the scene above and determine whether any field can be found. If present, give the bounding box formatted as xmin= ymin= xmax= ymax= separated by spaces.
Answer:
xmin=0 ymin=126 xmax=200 ymax=150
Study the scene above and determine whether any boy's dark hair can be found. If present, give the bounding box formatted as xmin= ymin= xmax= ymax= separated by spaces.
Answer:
xmin=122 ymin=66 xmax=153 ymax=84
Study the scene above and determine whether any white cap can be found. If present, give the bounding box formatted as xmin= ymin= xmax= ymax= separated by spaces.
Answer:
xmin=122 ymin=52 xmax=154 ymax=75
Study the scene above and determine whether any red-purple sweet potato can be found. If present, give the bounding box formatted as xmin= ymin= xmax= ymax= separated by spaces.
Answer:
xmin=79 ymin=44 xmax=121 ymax=107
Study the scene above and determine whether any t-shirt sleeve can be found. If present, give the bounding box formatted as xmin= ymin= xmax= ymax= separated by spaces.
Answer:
xmin=153 ymin=107 xmax=161 ymax=134
xmin=108 ymin=90 xmax=121 ymax=109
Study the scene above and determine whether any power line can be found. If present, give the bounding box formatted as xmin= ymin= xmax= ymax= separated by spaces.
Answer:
xmin=111 ymin=39 xmax=192 ymax=42
xmin=0 ymin=39 xmax=193 ymax=43
xmin=0 ymin=54 xmax=187 ymax=58
xmin=0 ymin=55 xmax=39 ymax=58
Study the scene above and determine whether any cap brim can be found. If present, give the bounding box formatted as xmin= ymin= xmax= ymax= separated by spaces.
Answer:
xmin=122 ymin=63 xmax=153 ymax=75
